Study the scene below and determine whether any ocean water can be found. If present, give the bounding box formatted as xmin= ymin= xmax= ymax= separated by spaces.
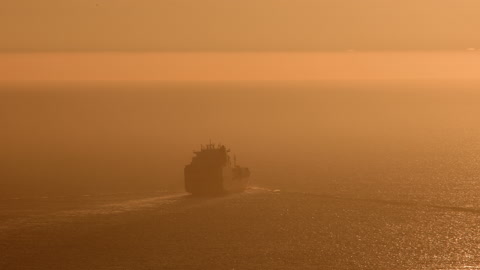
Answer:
xmin=1 ymin=81 xmax=480 ymax=269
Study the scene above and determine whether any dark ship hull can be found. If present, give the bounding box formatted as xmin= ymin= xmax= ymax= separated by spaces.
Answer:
xmin=184 ymin=143 xmax=250 ymax=196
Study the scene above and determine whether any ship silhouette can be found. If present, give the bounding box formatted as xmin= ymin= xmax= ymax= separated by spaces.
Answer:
xmin=184 ymin=142 xmax=250 ymax=196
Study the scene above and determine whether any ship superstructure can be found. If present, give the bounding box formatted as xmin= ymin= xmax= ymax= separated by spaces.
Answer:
xmin=184 ymin=143 xmax=250 ymax=195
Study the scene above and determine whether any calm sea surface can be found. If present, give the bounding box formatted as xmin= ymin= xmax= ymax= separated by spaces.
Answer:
xmin=1 ymin=81 xmax=480 ymax=269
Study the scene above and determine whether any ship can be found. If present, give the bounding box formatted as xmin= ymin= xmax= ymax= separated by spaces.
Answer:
xmin=184 ymin=142 xmax=250 ymax=196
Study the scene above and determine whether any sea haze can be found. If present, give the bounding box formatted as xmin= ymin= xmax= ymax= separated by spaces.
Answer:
xmin=1 ymin=81 xmax=480 ymax=269
xmin=2 ymin=81 xmax=480 ymax=204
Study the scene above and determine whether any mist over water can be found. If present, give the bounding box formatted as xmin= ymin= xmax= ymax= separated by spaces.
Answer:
xmin=2 ymin=81 xmax=480 ymax=206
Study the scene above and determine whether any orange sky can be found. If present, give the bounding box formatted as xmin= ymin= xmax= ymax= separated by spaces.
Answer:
xmin=2 ymin=52 xmax=480 ymax=81
xmin=2 ymin=0 xmax=480 ymax=51
xmin=3 ymin=1 xmax=480 ymax=82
